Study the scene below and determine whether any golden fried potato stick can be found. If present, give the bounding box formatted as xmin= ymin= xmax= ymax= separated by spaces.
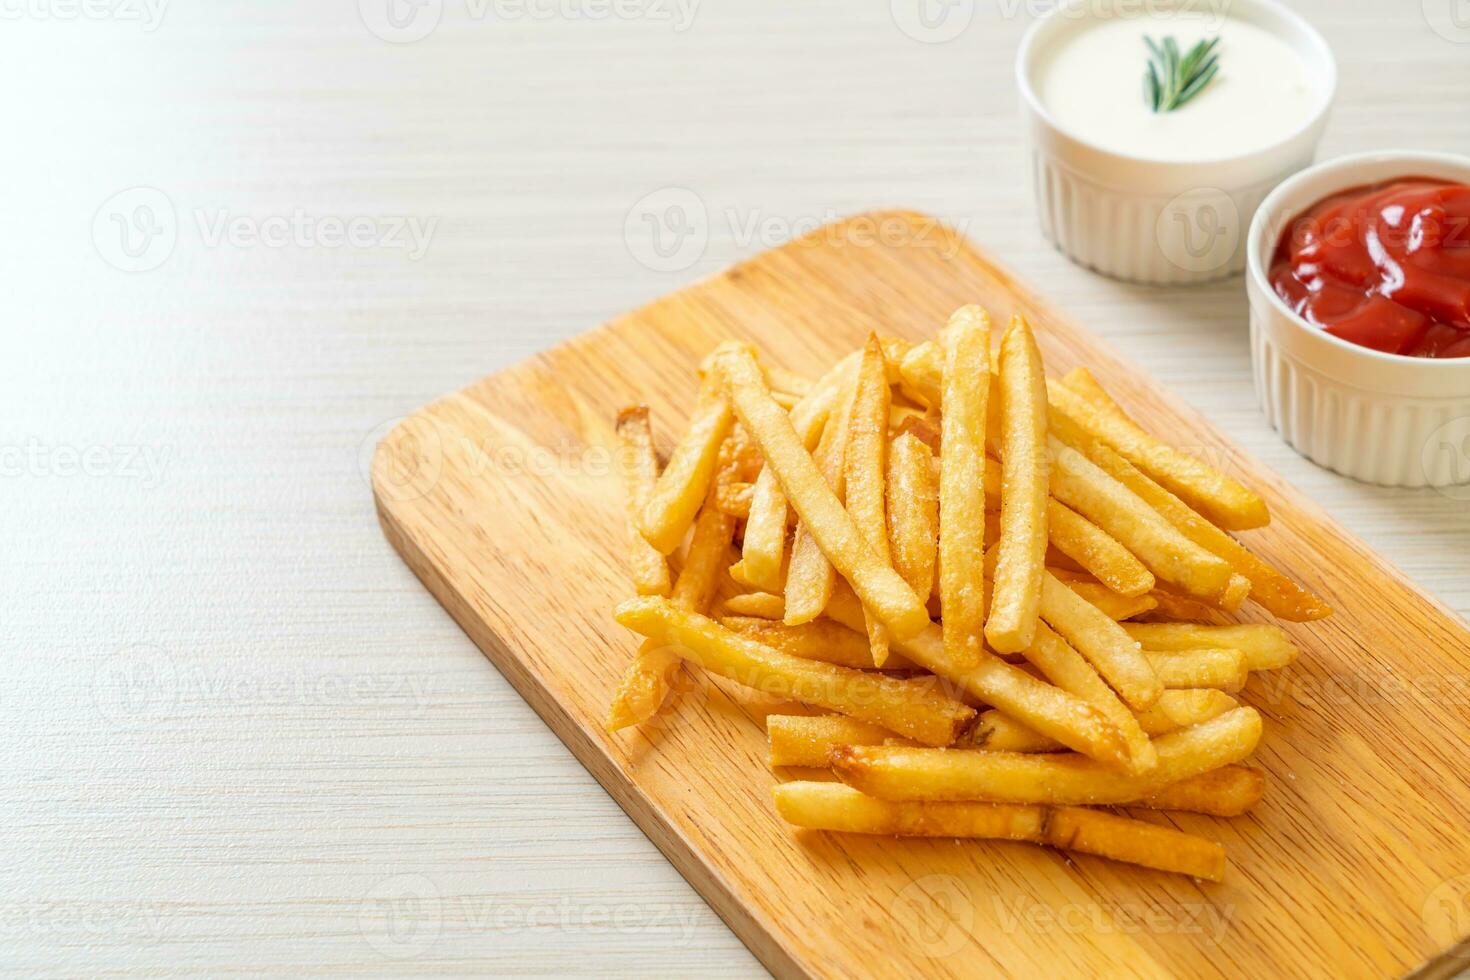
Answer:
xmin=987 ymin=314 xmax=1050 ymax=654
xmin=885 ymin=431 xmax=938 ymax=606
xmin=1134 ymin=689 xmax=1238 ymax=733
xmin=1044 ymin=500 xmax=1155 ymax=597
xmin=1137 ymin=765 xmax=1264 ymax=817
xmin=767 ymin=715 xmax=907 ymax=767
xmin=638 ymin=373 xmax=734 ymax=554
xmin=939 ymin=306 xmax=992 ymax=668
xmin=1049 ymin=436 xmax=1235 ymax=603
xmin=829 ymin=706 xmax=1262 ymax=804
xmin=720 ymin=617 xmax=919 ymax=671
xmin=717 ymin=348 xmax=931 ymax=641
xmin=844 ymin=337 xmax=895 ymax=666
xmin=741 ymin=359 xmax=853 ymax=594
xmin=1063 ymin=580 xmax=1157 ymax=621
xmin=1046 ymin=378 xmax=1269 ymax=530
xmin=1146 ymin=649 xmax=1248 ymax=692
xmin=1123 ymin=622 xmax=1300 ymax=671
xmin=1146 ymin=589 xmax=1223 ymax=622
xmin=614 ymin=406 xmax=672 ymax=597
xmin=714 ymin=482 xmax=752 ymax=518
xmin=785 ymin=364 xmax=861 ymax=625
xmin=823 ymin=586 xmax=1131 ymax=770
xmin=721 ymin=591 xmax=785 ymax=620
xmin=773 ymin=782 xmax=1226 ymax=881
xmin=608 ymin=493 xmax=737 ymax=731
xmin=898 ymin=340 xmax=943 ymax=408
xmin=975 ymin=689 xmax=1237 ymax=753
xmin=1022 ymin=621 xmax=1158 ymax=774
xmin=969 ymin=711 xmax=1061 ymax=752
xmin=1052 ymin=395 xmax=1326 ymax=619
xmin=614 ymin=598 xmax=974 ymax=746
xmin=1036 ymin=567 xmax=1161 ymax=710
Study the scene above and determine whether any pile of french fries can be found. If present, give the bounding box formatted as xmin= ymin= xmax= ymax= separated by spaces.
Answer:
xmin=608 ymin=306 xmax=1330 ymax=882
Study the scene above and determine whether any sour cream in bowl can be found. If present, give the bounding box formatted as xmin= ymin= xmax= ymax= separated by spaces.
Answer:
xmin=1018 ymin=0 xmax=1336 ymax=284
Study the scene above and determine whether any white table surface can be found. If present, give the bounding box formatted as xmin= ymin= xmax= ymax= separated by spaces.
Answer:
xmin=4 ymin=1 xmax=1468 ymax=975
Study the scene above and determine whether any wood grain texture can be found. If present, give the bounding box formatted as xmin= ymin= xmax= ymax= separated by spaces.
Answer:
xmin=374 ymin=212 xmax=1470 ymax=980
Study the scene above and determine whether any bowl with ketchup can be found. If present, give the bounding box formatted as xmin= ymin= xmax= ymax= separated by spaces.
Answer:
xmin=1247 ymin=151 xmax=1470 ymax=488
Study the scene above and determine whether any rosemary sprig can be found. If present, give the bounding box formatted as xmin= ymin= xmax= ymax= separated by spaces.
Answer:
xmin=1143 ymin=35 xmax=1221 ymax=113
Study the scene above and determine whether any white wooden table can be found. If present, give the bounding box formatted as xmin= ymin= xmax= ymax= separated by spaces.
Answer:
xmin=3 ymin=1 xmax=1467 ymax=975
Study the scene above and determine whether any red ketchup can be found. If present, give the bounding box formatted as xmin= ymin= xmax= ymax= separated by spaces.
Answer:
xmin=1269 ymin=177 xmax=1470 ymax=358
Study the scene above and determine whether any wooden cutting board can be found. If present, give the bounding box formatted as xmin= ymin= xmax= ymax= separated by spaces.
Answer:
xmin=372 ymin=211 xmax=1470 ymax=979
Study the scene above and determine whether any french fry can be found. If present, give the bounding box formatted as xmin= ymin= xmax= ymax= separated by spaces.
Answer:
xmin=1052 ymin=391 xmax=1327 ymax=619
xmin=1133 ymin=689 xmax=1237 ymax=734
xmin=898 ymin=340 xmax=943 ymax=408
xmin=1022 ymin=621 xmax=1158 ymax=774
xmin=608 ymin=494 xmax=737 ymax=731
xmin=829 ymin=706 xmax=1262 ymax=804
xmin=715 ymin=481 xmax=752 ymax=518
xmin=1045 ymin=501 xmax=1155 ymax=597
xmin=638 ymin=373 xmax=734 ymax=554
xmin=1046 ymin=379 xmax=1269 ymax=530
xmin=844 ymin=337 xmax=894 ymax=666
xmin=1123 ymin=622 xmax=1300 ymax=671
xmin=987 ymin=315 xmax=1050 ymax=654
xmin=773 ymin=782 xmax=1226 ymax=881
xmin=615 ymin=406 xmax=672 ymax=597
xmin=939 ymin=306 xmax=992 ymax=668
xmin=1050 ymin=436 xmax=1235 ymax=603
xmin=721 ymin=591 xmax=785 ymax=619
xmin=885 ymin=431 xmax=938 ymax=605
xmin=1063 ymin=580 xmax=1158 ymax=621
xmin=785 ymin=366 xmax=856 ymax=625
xmin=824 ymin=586 xmax=1131 ymax=770
xmin=768 ymin=715 xmax=904 ymax=767
xmin=721 ymin=617 xmax=918 ymax=671
xmin=1037 ymin=569 xmax=1161 ymax=710
xmin=1146 ymin=649 xmax=1248 ymax=692
xmin=742 ymin=365 xmax=850 ymax=594
xmin=614 ymin=598 xmax=974 ymax=746
xmin=1137 ymin=765 xmax=1264 ymax=817
xmin=1146 ymin=589 xmax=1223 ymax=622
xmin=974 ymin=689 xmax=1237 ymax=753
xmin=717 ymin=348 xmax=931 ymax=641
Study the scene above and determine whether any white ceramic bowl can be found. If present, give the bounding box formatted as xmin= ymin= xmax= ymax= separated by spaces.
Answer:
xmin=1247 ymin=151 xmax=1470 ymax=489
xmin=1017 ymin=0 xmax=1336 ymax=285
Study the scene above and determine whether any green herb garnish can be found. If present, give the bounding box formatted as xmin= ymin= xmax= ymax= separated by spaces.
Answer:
xmin=1143 ymin=35 xmax=1221 ymax=113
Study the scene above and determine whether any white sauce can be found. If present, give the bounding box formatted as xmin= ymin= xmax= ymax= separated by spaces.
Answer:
xmin=1037 ymin=12 xmax=1319 ymax=162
